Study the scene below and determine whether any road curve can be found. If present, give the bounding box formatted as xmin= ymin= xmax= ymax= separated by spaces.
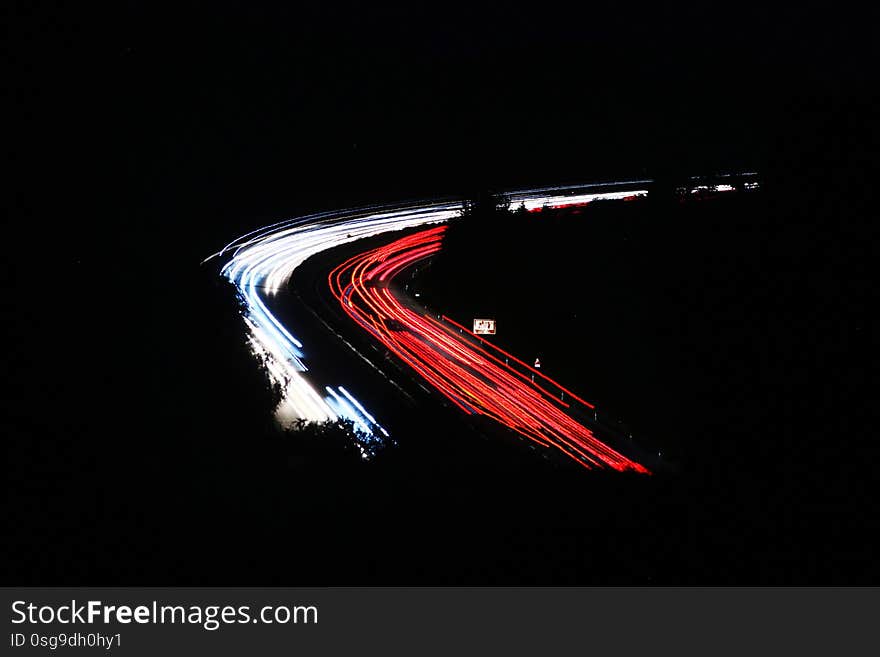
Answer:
xmin=206 ymin=181 xmax=650 ymax=463
xmin=329 ymin=225 xmax=648 ymax=472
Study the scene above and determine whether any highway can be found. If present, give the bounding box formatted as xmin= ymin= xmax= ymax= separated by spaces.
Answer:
xmin=206 ymin=181 xmax=651 ymax=469
xmin=329 ymin=226 xmax=647 ymax=472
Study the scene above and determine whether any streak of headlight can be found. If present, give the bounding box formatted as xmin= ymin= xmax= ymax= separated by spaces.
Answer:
xmin=514 ymin=189 xmax=649 ymax=210
xmin=324 ymin=386 xmax=372 ymax=436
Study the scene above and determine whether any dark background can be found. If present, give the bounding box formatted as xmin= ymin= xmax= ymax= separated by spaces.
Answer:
xmin=5 ymin=1 xmax=877 ymax=582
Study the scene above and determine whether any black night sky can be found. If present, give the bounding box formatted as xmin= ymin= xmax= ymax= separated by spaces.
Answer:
xmin=6 ymin=2 xmax=877 ymax=583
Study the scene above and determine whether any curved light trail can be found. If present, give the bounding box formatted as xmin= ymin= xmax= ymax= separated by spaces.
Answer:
xmin=329 ymin=226 xmax=648 ymax=473
xmin=207 ymin=181 xmax=651 ymax=464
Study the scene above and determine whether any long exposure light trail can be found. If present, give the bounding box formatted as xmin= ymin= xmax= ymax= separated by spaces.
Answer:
xmin=208 ymin=181 xmax=650 ymax=466
xmin=328 ymin=225 xmax=649 ymax=472
xmin=209 ymin=203 xmax=460 ymax=447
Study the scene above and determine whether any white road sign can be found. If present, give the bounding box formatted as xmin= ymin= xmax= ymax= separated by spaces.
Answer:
xmin=473 ymin=319 xmax=496 ymax=335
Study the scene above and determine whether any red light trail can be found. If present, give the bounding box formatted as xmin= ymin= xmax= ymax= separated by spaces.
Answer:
xmin=328 ymin=226 xmax=649 ymax=473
